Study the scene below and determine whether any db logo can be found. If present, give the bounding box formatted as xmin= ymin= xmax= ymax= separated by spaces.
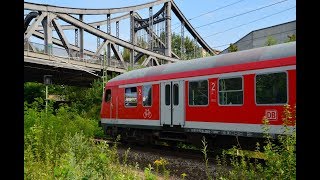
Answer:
xmin=265 ymin=110 xmax=277 ymax=120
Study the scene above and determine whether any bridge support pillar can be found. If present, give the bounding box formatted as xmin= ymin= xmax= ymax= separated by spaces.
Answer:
xmin=42 ymin=13 xmax=53 ymax=55
xmin=79 ymin=14 xmax=84 ymax=58
xmin=116 ymin=21 xmax=119 ymax=51
xmin=107 ymin=14 xmax=111 ymax=66
xmin=149 ymin=7 xmax=153 ymax=51
xmin=97 ymin=25 xmax=100 ymax=50
xmin=165 ymin=1 xmax=172 ymax=58
xmin=181 ymin=21 xmax=185 ymax=59
xmin=75 ymin=29 xmax=78 ymax=47
xmin=130 ymin=11 xmax=135 ymax=68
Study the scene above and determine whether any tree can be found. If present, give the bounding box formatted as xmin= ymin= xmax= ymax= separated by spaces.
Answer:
xmin=24 ymin=82 xmax=45 ymax=103
xmin=122 ymin=32 xmax=207 ymax=63
xmin=286 ymin=34 xmax=296 ymax=42
xmin=265 ymin=36 xmax=277 ymax=46
xmin=171 ymin=32 xmax=203 ymax=60
xmin=121 ymin=37 xmax=148 ymax=65
xmin=122 ymin=48 xmax=130 ymax=62
xmin=228 ymin=43 xmax=238 ymax=52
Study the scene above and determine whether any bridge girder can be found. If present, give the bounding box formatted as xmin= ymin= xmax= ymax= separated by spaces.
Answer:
xmin=24 ymin=0 xmax=214 ymax=86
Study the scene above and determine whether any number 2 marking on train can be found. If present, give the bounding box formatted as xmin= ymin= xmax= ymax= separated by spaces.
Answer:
xmin=138 ymin=89 xmax=142 ymax=96
xmin=211 ymin=82 xmax=216 ymax=91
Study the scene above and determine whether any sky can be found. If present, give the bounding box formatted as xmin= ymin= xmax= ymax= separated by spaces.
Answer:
xmin=24 ymin=0 xmax=296 ymax=52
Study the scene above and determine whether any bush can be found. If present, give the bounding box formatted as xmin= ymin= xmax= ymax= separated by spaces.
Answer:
xmin=203 ymin=104 xmax=296 ymax=179
xmin=24 ymin=101 xmax=140 ymax=179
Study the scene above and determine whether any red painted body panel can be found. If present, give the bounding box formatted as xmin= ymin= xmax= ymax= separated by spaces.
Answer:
xmin=185 ymin=72 xmax=296 ymax=125
xmin=101 ymin=56 xmax=296 ymax=128
xmin=101 ymin=84 xmax=160 ymax=120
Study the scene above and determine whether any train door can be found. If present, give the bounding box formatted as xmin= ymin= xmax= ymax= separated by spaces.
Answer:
xmin=111 ymin=88 xmax=118 ymax=120
xmin=102 ymin=88 xmax=112 ymax=120
xmin=160 ymin=80 xmax=185 ymax=126
xmin=103 ymin=87 xmax=118 ymax=121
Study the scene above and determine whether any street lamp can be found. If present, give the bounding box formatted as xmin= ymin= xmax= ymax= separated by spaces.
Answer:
xmin=44 ymin=75 xmax=52 ymax=113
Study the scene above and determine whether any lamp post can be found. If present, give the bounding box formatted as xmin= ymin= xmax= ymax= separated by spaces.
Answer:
xmin=44 ymin=75 xmax=52 ymax=113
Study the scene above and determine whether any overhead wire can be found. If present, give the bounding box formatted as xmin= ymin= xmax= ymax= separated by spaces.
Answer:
xmin=193 ymin=0 xmax=289 ymax=30
xmin=171 ymin=0 xmax=246 ymax=28
xmin=203 ymin=6 xmax=296 ymax=38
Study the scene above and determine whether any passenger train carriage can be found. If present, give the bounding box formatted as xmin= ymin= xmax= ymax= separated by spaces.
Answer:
xmin=100 ymin=42 xmax=296 ymax=144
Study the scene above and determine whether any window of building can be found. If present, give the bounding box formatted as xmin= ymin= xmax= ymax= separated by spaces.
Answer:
xmin=143 ymin=85 xmax=152 ymax=107
xmin=125 ymin=87 xmax=137 ymax=107
xmin=105 ymin=89 xmax=111 ymax=102
xmin=189 ymin=80 xmax=208 ymax=106
xmin=256 ymin=72 xmax=287 ymax=104
xmin=219 ymin=77 xmax=243 ymax=105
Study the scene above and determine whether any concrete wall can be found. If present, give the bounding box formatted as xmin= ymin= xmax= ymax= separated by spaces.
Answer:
xmin=221 ymin=20 xmax=296 ymax=54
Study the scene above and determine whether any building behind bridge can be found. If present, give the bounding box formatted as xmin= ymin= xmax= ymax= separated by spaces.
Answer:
xmin=220 ymin=20 xmax=296 ymax=54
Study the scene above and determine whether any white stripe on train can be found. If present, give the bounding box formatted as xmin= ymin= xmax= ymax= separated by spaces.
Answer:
xmin=101 ymin=118 xmax=295 ymax=135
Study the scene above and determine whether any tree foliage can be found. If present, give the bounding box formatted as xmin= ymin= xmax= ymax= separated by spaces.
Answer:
xmin=24 ymin=82 xmax=45 ymax=104
xmin=228 ymin=43 xmax=238 ymax=52
xmin=122 ymin=48 xmax=130 ymax=62
xmin=24 ymin=100 xmax=141 ymax=179
xmin=265 ymin=36 xmax=278 ymax=46
xmin=286 ymin=34 xmax=296 ymax=42
xmin=171 ymin=32 xmax=204 ymax=60
xmin=24 ymin=77 xmax=111 ymax=120
xmin=121 ymin=32 xmax=210 ymax=64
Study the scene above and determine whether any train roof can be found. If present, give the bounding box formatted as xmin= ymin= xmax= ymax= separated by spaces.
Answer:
xmin=109 ymin=41 xmax=296 ymax=83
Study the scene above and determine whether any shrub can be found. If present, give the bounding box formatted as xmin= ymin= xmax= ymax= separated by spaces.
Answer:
xmin=203 ymin=104 xmax=296 ymax=179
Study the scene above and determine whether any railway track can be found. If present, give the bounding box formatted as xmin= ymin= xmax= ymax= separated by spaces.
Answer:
xmin=93 ymin=137 xmax=266 ymax=179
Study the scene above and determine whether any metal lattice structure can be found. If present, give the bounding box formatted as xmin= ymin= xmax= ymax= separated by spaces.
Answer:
xmin=24 ymin=0 xmax=215 ymax=86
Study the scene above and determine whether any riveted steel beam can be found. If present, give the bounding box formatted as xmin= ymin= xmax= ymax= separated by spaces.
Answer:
xmin=79 ymin=14 xmax=84 ymax=58
xmin=24 ymin=0 xmax=170 ymax=15
xmin=171 ymin=1 xmax=214 ymax=55
xmin=25 ymin=12 xmax=47 ymax=41
xmin=35 ymin=13 xmax=132 ymax=31
xmin=52 ymin=18 xmax=73 ymax=57
xmin=32 ymin=30 xmax=95 ymax=56
xmin=110 ymin=42 xmax=127 ymax=69
xmin=94 ymin=40 xmax=110 ymax=57
xmin=47 ymin=12 xmax=180 ymax=62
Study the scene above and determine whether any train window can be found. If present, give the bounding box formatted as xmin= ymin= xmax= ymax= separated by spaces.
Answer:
xmin=125 ymin=87 xmax=137 ymax=107
xmin=189 ymin=80 xmax=208 ymax=106
xmin=256 ymin=72 xmax=287 ymax=104
xmin=165 ymin=84 xmax=171 ymax=105
xmin=104 ymin=89 xmax=111 ymax=102
xmin=219 ymin=77 xmax=243 ymax=105
xmin=173 ymin=83 xmax=179 ymax=105
xmin=143 ymin=85 xmax=152 ymax=107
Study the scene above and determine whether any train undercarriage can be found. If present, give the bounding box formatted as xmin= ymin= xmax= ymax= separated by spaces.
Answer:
xmin=101 ymin=124 xmax=267 ymax=151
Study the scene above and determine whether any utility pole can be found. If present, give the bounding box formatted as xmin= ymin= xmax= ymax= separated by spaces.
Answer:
xmin=44 ymin=75 xmax=52 ymax=114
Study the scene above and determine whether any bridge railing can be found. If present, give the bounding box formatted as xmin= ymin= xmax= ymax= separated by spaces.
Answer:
xmin=24 ymin=41 xmax=131 ymax=70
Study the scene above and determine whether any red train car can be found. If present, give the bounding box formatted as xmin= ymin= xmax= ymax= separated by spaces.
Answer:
xmin=100 ymin=42 xmax=296 ymax=144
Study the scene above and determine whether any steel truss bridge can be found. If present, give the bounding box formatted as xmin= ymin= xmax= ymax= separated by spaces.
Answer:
xmin=24 ymin=0 xmax=214 ymax=86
